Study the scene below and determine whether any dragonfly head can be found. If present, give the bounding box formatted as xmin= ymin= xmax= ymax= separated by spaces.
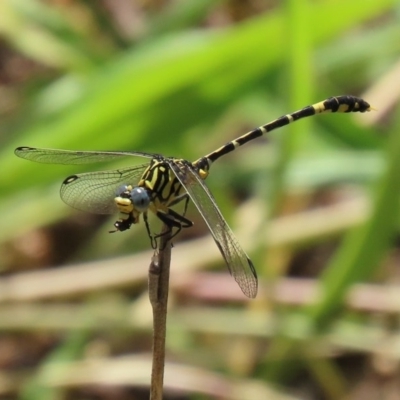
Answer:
xmin=114 ymin=184 xmax=151 ymax=213
xmin=111 ymin=184 xmax=152 ymax=233
xmin=131 ymin=186 xmax=151 ymax=212
xmin=110 ymin=185 xmax=148 ymax=233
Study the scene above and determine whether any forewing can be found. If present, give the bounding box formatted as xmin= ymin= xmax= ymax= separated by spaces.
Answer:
xmin=169 ymin=161 xmax=258 ymax=298
xmin=60 ymin=164 xmax=149 ymax=214
xmin=15 ymin=147 xmax=154 ymax=165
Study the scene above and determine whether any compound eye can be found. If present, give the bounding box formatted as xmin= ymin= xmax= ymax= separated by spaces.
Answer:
xmin=131 ymin=187 xmax=150 ymax=212
xmin=115 ymin=184 xmax=129 ymax=197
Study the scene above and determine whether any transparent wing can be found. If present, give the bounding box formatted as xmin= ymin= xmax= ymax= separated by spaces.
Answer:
xmin=60 ymin=164 xmax=149 ymax=214
xmin=15 ymin=146 xmax=155 ymax=165
xmin=169 ymin=160 xmax=258 ymax=298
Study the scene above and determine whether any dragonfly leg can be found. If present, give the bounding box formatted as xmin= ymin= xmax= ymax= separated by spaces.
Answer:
xmin=154 ymin=225 xmax=177 ymax=251
xmin=143 ymin=212 xmax=158 ymax=249
xmin=168 ymin=193 xmax=190 ymax=217
xmin=182 ymin=195 xmax=190 ymax=217
xmin=110 ymin=212 xmax=136 ymax=233
xmin=152 ymin=208 xmax=193 ymax=249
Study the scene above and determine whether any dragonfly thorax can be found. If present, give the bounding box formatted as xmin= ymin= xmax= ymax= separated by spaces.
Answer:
xmin=139 ymin=158 xmax=186 ymax=208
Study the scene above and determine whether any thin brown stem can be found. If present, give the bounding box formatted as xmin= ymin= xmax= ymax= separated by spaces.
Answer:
xmin=149 ymin=225 xmax=172 ymax=400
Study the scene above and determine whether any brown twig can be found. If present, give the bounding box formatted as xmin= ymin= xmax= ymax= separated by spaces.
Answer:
xmin=148 ymin=225 xmax=172 ymax=400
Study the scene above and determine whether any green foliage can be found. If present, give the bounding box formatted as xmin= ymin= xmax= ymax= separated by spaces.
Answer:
xmin=1 ymin=0 xmax=400 ymax=398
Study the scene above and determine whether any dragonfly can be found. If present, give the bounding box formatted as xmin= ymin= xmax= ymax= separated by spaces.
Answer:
xmin=15 ymin=95 xmax=371 ymax=298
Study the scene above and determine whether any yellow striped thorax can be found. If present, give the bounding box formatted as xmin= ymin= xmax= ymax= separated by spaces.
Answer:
xmin=114 ymin=157 xmax=187 ymax=217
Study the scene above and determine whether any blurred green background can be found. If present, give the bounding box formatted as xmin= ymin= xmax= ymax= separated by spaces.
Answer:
xmin=0 ymin=0 xmax=400 ymax=399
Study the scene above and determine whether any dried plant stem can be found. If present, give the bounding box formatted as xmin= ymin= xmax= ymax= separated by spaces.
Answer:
xmin=148 ymin=225 xmax=172 ymax=400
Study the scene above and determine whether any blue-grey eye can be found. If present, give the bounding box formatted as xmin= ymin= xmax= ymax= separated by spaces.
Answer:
xmin=131 ymin=187 xmax=150 ymax=212
xmin=115 ymin=184 xmax=129 ymax=197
